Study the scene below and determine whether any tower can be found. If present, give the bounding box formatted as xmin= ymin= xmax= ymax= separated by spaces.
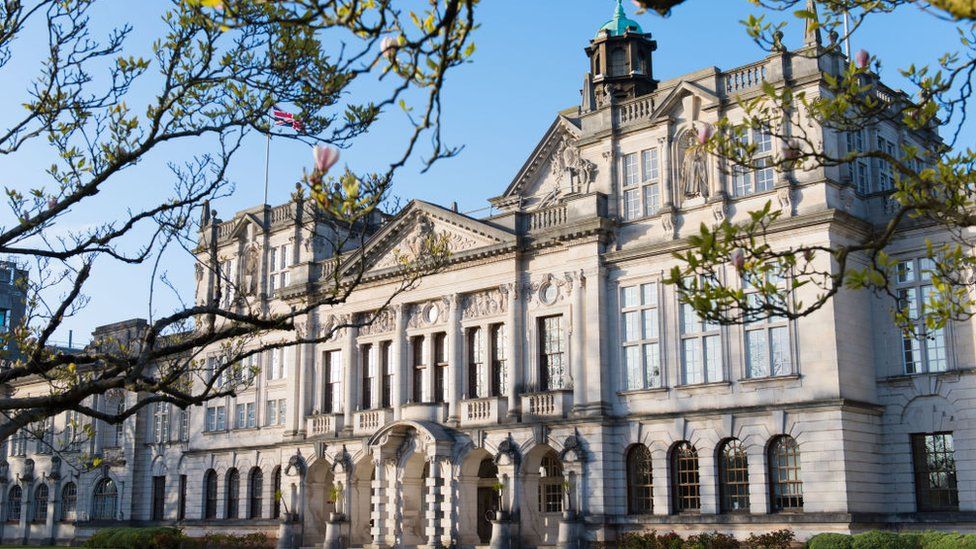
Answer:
xmin=583 ymin=0 xmax=658 ymax=110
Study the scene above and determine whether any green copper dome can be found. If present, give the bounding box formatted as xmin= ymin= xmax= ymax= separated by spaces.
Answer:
xmin=595 ymin=0 xmax=643 ymax=39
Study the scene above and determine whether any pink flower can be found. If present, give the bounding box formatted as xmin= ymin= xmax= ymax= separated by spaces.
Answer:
xmin=730 ymin=248 xmax=745 ymax=271
xmin=855 ymin=49 xmax=870 ymax=69
xmin=312 ymin=145 xmax=339 ymax=174
xmin=47 ymin=198 xmax=58 ymax=210
xmin=696 ymin=125 xmax=713 ymax=145
xmin=381 ymin=36 xmax=398 ymax=62
xmin=631 ymin=0 xmax=644 ymax=8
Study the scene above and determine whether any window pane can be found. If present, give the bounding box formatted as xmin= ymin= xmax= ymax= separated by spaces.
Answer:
xmin=641 ymin=283 xmax=658 ymax=307
xmin=623 ymin=153 xmax=639 ymax=187
xmin=643 ymin=183 xmax=660 ymax=216
xmin=704 ymin=335 xmax=722 ymax=382
xmin=625 ymin=346 xmax=641 ymax=390
xmin=746 ymin=329 xmax=769 ymax=378
xmin=682 ymin=339 xmax=703 ymax=385
xmin=622 ymin=286 xmax=640 ymax=308
xmin=641 ymin=149 xmax=659 ymax=181
xmin=623 ymin=311 xmax=640 ymax=342
xmin=644 ymin=343 xmax=660 ymax=388
xmin=624 ymin=189 xmax=641 ymax=220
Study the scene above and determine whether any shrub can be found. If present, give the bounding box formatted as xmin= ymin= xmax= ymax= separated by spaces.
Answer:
xmin=806 ymin=533 xmax=854 ymax=549
xmin=747 ymin=529 xmax=795 ymax=549
xmin=84 ymin=527 xmax=184 ymax=549
xmin=851 ymin=531 xmax=919 ymax=549
xmin=685 ymin=531 xmax=740 ymax=548
xmin=619 ymin=531 xmax=685 ymax=549
xmin=919 ymin=531 xmax=976 ymax=549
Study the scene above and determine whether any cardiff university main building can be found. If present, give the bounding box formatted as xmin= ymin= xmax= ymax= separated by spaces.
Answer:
xmin=2 ymin=2 xmax=972 ymax=547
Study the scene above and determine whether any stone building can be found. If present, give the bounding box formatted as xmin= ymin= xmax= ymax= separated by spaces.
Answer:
xmin=0 ymin=1 xmax=970 ymax=547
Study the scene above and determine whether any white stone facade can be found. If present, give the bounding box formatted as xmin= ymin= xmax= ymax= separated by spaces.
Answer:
xmin=1 ymin=9 xmax=972 ymax=549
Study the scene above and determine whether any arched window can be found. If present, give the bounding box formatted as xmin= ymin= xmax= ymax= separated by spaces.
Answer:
xmin=610 ymin=48 xmax=627 ymax=77
xmin=768 ymin=436 xmax=803 ymax=512
xmin=537 ymin=452 xmax=563 ymax=514
xmin=225 ymin=468 xmax=240 ymax=519
xmin=718 ymin=439 xmax=750 ymax=513
xmin=33 ymin=484 xmax=48 ymax=522
xmin=203 ymin=469 xmax=218 ymax=519
xmin=670 ymin=442 xmax=700 ymax=513
xmin=7 ymin=485 xmax=21 ymax=522
xmin=59 ymin=482 xmax=77 ymax=521
xmin=271 ymin=466 xmax=281 ymax=519
xmin=91 ymin=478 xmax=118 ymax=520
xmin=626 ymin=445 xmax=653 ymax=515
xmin=248 ymin=468 xmax=263 ymax=519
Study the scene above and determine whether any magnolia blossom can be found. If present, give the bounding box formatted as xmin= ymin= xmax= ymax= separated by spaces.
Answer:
xmin=380 ymin=36 xmax=398 ymax=62
xmin=730 ymin=248 xmax=745 ymax=271
xmin=313 ymin=145 xmax=340 ymax=174
xmin=47 ymin=198 xmax=58 ymax=210
xmin=696 ymin=124 xmax=713 ymax=145
xmin=855 ymin=49 xmax=870 ymax=69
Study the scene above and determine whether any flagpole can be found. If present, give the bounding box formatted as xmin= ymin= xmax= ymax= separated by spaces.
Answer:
xmin=263 ymin=128 xmax=271 ymax=206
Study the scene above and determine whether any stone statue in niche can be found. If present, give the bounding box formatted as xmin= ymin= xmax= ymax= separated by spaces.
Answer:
xmin=680 ymin=130 xmax=709 ymax=199
xmin=242 ymin=242 xmax=260 ymax=296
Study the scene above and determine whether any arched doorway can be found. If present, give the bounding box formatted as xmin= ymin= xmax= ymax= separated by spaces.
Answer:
xmin=457 ymin=448 xmax=500 ymax=545
xmin=521 ymin=445 xmax=563 ymax=546
xmin=349 ymin=458 xmax=374 ymax=546
xmin=303 ymin=459 xmax=335 ymax=547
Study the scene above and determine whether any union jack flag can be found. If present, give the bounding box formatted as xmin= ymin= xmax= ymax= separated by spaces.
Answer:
xmin=271 ymin=107 xmax=303 ymax=131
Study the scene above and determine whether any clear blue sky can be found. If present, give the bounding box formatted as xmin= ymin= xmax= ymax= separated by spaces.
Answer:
xmin=1 ymin=1 xmax=968 ymax=344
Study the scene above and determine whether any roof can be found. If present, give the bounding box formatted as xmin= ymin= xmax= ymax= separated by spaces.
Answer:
xmin=596 ymin=0 xmax=644 ymax=38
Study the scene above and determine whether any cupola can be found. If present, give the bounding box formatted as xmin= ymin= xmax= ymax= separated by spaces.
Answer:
xmin=582 ymin=0 xmax=657 ymax=110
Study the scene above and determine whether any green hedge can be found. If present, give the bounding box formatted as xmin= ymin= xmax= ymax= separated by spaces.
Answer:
xmin=807 ymin=531 xmax=976 ymax=549
xmin=619 ymin=529 xmax=793 ymax=549
xmin=84 ymin=527 xmax=184 ymax=549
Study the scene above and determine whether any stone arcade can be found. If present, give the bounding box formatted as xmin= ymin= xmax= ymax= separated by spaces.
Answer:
xmin=1 ymin=2 xmax=973 ymax=547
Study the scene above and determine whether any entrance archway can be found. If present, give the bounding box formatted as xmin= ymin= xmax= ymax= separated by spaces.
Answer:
xmin=303 ymin=458 xmax=335 ymax=547
xmin=349 ymin=457 xmax=374 ymax=546
xmin=521 ymin=445 xmax=563 ymax=546
xmin=457 ymin=448 xmax=500 ymax=545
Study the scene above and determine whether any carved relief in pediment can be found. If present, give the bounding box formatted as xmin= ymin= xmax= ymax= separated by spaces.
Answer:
xmin=371 ymin=215 xmax=487 ymax=271
xmin=461 ymin=287 xmax=508 ymax=320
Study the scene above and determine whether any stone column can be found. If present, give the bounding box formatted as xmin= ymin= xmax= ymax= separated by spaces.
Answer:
xmin=447 ymin=295 xmax=461 ymax=424
xmin=392 ymin=305 xmax=406 ymax=420
xmin=505 ymin=282 xmax=521 ymax=419
xmin=584 ymin=267 xmax=606 ymax=409
xmin=699 ymin=451 xmax=718 ymax=515
xmin=569 ymin=272 xmax=586 ymax=411
xmin=370 ymin=456 xmax=388 ymax=546
xmin=425 ymin=457 xmax=444 ymax=548
xmin=342 ymin=320 xmax=358 ymax=434
xmin=45 ymin=482 xmax=56 ymax=545
xmin=293 ymin=313 xmax=314 ymax=436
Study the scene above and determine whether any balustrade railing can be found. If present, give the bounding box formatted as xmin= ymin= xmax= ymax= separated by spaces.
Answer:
xmin=722 ymin=61 xmax=768 ymax=95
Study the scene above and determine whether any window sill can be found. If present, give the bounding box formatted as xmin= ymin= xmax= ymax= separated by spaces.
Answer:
xmin=738 ymin=374 xmax=801 ymax=385
xmin=618 ymin=386 xmax=669 ymax=397
xmin=674 ymin=381 xmax=732 ymax=394
xmin=881 ymin=369 xmax=963 ymax=385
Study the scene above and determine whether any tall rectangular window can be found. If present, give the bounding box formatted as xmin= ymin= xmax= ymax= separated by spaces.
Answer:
xmin=539 ymin=316 xmax=565 ymax=391
xmin=743 ymin=274 xmax=792 ymax=378
xmin=178 ymin=409 xmax=189 ymax=442
xmin=877 ymin=135 xmax=896 ymax=191
xmin=731 ymin=128 xmax=774 ymax=197
xmin=152 ymin=402 xmax=170 ymax=443
xmin=680 ymin=302 xmax=722 ymax=385
xmin=361 ymin=343 xmax=374 ymax=410
xmin=433 ymin=333 xmax=447 ymax=402
xmin=267 ymin=243 xmax=292 ymax=293
xmin=324 ymin=350 xmax=342 ymax=413
xmin=267 ymin=348 xmax=288 ymax=380
xmin=151 ymin=476 xmax=166 ymax=521
xmin=621 ymin=282 xmax=661 ymax=390
xmin=380 ymin=342 xmax=392 ymax=408
xmin=641 ymin=148 xmax=660 ymax=216
xmin=412 ymin=336 xmax=426 ymax=403
xmin=622 ymin=153 xmax=641 ymax=221
xmin=897 ymin=258 xmax=948 ymax=374
xmin=205 ymin=405 xmax=226 ymax=432
xmin=467 ymin=327 xmax=486 ymax=398
xmin=490 ymin=323 xmax=507 ymax=396
xmin=235 ymin=402 xmax=255 ymax=429
xmin=912 ymin=432 xmax=959 ymax=511
xmin=847 ymin=130 xmax=869 ymax=194
xmin=265 ymin=399 xmax=286 ymax=426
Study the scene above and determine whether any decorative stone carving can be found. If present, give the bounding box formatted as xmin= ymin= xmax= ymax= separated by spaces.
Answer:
xmin=242 ymin=242 xmax=260 ymax=296
xmin=461 ymin=288 xmax=508 ymax=320
xmin=560 ymin=434 xmax=586 ymax=462
xmin=49 ymin=456 xmax=61 ymax=482
xmin=195 ymin=263 xmax=204 ymax=282
xmin=358 ymin=308 xmax=395 ymax=336
xmin=711 ymin=201 xmax=727 ymax=224
xmin=285 ymin=452 xmax=306 ymax=477
xmin=777 ymin=186 xmax=794 ymax=215
xmin=406 ymin=299 xmax=449 ymax=328
xmin=331 ymin=446 xmax=352 ymax=474
xmin=373 ymin=214 xmax=482 ymax=271
xmin=680 ymin=129 xmax=709 ymax=199
xmin=661 ymin=210 xmax=675 ymax=239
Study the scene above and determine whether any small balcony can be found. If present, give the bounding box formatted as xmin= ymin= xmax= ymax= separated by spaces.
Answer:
xmin=353 ymin=408 xmax=393 ymax=436
xmin=521 ymin=390 xmax=573 ymax=419
xmin=460 ymin=396 xmax=508 ymax=427
xmin=307 ymin=413 xmax=344 ymax=437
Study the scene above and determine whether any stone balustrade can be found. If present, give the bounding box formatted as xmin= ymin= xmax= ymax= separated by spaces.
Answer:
xmin=353 ymin=408 xmax=393 ymax=436
xmin=460 ymin=396 xmax=508 ymax=427
xmin=308 ymin=413 xmax=344 ymax=437
xmin=521 ymin=389 xmax=573 ymax=419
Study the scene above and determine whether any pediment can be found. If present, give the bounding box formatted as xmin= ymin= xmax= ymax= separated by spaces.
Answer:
xmin=492 ymin=114 xmax=585 ymax=211
xmin=649 ymin=81 xmax=720 ymax=125
xmin=227 ymin=213 xmax=264 ymax=240
xmin=347 ymin=201 xmax=514 ymax=275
